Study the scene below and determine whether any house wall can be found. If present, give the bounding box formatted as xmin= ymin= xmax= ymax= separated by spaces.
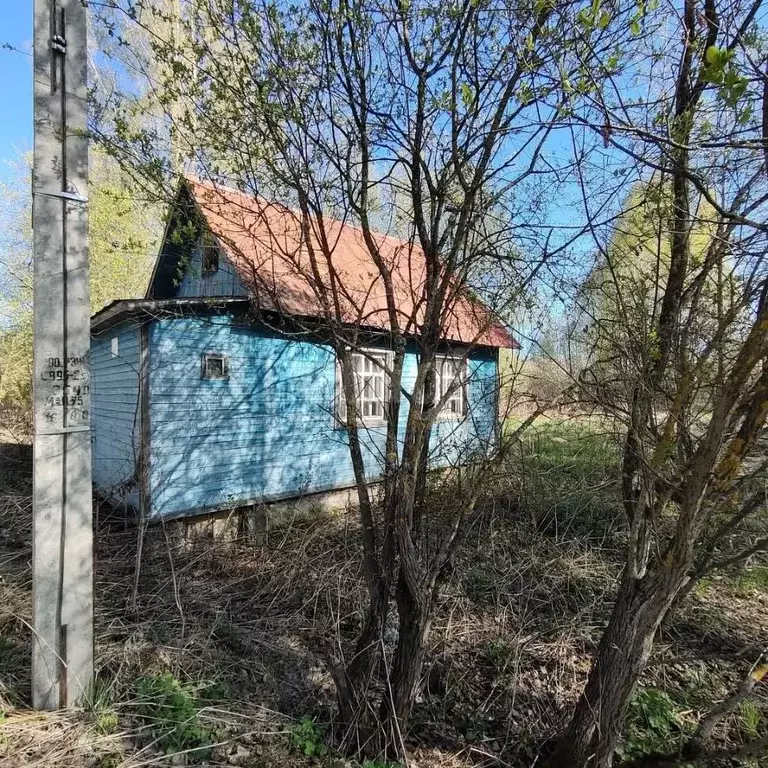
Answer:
xmin=173 ymin=241 xmax=248 ymax=298
xmin=147 ymin=314 xmax=498 ymax=519
xmin=90 ymin=320 xmax=144 ymax=508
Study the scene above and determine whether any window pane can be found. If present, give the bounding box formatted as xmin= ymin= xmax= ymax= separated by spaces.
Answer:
xmin=202 ymin=353 xmax=228 ymax=380
xmin=209 ymin=358 xmax=223 ymax=376
xmin=345 ymin=350 xmax=390 ymax=422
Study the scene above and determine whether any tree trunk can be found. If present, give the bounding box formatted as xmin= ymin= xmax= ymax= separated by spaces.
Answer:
xmin=378 ymin=572 xmax=433 ymax=756
xmin=549 ymin=567 xmax=687 ymax=768
xmin=334 ymin=575 xmax=389 ymax=724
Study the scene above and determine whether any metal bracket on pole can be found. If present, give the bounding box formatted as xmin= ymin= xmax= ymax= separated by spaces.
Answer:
xmin=50 ymin=34 xmax=66 ymax=54
xmin=34 ymin=188 xmax=88 ymax=204
xmin=37 ymin=426 xmax=91 ymax=435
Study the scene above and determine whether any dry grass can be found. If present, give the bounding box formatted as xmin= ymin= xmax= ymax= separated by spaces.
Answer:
xmin=1 ymin=430 xmax=766 ymax=767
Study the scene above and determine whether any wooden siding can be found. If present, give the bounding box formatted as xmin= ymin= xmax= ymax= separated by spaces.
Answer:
xmin=172 ymin=240 xmax=248 ymax=298
xmin=147 ymin=315 xmax=498 ymax=519
xmin=91 ymin=321 xmax=143 ymax=508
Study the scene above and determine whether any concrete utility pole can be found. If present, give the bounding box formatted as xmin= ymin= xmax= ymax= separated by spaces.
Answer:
xmin=32 ymin=0 xmax=93 ymax=709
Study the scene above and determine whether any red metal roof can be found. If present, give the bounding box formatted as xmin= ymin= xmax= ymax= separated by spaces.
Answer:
xmin=186 ymin=178 xmax=516 ymax=348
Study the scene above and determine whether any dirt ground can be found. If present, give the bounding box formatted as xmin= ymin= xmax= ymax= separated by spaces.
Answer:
xmin=1 ymin=435 xmax=766 ymax=767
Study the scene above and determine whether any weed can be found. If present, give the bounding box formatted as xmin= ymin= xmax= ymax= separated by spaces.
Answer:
xmin=739 ymin=699 xmax=762 ymax=738
xmin=486 ymin=638 xmax=515 ymax=671
xmin=136 ymin=673 xmax=214 ymax=762
xmin=290 ymin=715 xmax=328 ymax=757
xmin=96 ymin=710 xmax=119 ymax=736
xmin=199 ymin=678 xmax=232 ymax=702
xmin=617 ymin=687 xmax=689 ymax=760
xmin=362 ymin=760 xmax=402 ymax=768
xmin=83 ymin=677 xmax=119 ymax=735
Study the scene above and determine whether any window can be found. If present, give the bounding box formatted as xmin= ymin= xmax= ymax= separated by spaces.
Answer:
xmin=434 ymin=355 xmax=466 ymax=419
xmin=201 ymin=229 xmax=219 ymax=275
xmin=110 ymin=337 xmax=119 ymax=358
xmin=336 ymin=349 xmax=392 ymax=426
xmin=201 ymin=353 xmax=229 ymax=380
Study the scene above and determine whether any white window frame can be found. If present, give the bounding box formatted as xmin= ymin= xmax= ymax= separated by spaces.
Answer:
xmin=201 ymin=352 xmax=229 ymax=380
xmin=433 ymin=354 xmax=467 ymax=420
xmin=200 ymin=229 xmax=220 ymax=276
xmin=335 ymin=348 xmax=393 ymax=427
xmin=110 ymin=336 xmax=119 ymax=358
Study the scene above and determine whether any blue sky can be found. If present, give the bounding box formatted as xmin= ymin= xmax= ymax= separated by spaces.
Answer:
xmin=0 ymin=1 xmax=33 ymax=182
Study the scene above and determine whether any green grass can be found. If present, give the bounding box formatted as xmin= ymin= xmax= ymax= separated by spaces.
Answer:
xmin=734 ymin=565 xmax=768 ymax=594
xmin=505 ymin=417 xmax=622 ymax=538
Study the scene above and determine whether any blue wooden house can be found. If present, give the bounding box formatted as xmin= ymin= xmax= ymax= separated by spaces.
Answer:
xmin=89 ymin=179 xmax=515 ymax=520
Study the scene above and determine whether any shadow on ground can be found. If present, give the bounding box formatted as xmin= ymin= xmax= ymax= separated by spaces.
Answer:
xmin=1 ymin=443 xmax=766 ymax=767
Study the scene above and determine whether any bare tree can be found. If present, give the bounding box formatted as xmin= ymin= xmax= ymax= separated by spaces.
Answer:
xmin=547 ymin=0 xmax=768 ymax=764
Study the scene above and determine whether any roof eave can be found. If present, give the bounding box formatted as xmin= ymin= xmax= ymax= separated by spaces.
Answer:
xmin=90 ymin=297 xmax=251 ymax=335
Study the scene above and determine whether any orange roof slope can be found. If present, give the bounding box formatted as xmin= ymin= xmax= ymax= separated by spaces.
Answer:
xmin=186 ymin=178 xmax=515 ymax=348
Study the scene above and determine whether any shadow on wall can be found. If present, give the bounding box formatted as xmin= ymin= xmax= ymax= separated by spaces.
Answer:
xmin=93 ymin=312 xmax=501 ymax=523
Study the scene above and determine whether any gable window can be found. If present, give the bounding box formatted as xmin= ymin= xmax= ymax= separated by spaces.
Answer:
xmin=201 ymin=352 xmax=229 ymax=380
xmin=336 ymin=349 xmax=392 ymax=426
xmin=201 ymin=230 xmax=219 ymax=275
xmin=110 ymin=336 xmax=119 ymax=358
xmin=434 ymin=355 xmax=467 ymax=419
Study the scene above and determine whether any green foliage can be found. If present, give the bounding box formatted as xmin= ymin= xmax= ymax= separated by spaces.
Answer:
xmin=617 ymin=688 xmax=689 ymax=760
xmin=486 ymin=638 xmax=515 ymax=671
xmin=96 ymin=710 xmax=119 ymax=736
xmin=88 ymin=151 xmax=159 ymax=312
xmin=135 ymin=673 xmax=214 ymax=762
xmin=362 ymin=760 xmax=403 ymax=768
xmin=0 ymin=148 xmax=159 ymax=421
xmin=702 ymin=46 xmax=748 ymax=109
xmin=577 ymin=180 xmax=731 ymax=399
xmin=289 ymin=715 xmax=328 ymax=757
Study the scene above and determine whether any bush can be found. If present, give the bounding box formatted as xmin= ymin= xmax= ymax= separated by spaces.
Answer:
xmin=518 ymin=357 xmax=573 ymax=406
